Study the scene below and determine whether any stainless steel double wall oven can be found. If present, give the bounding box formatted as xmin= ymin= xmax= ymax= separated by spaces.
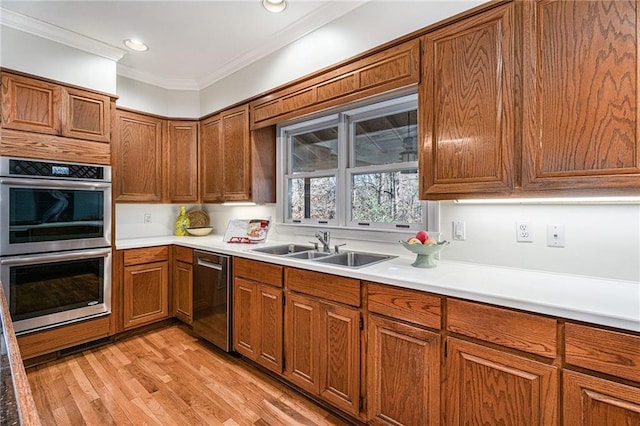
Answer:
xmin=0 ymin=157 xmax=112 ymax=334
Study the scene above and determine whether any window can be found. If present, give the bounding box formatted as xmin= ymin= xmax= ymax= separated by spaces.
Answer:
xmin=279 ymin=93 xmax=424 ymax=231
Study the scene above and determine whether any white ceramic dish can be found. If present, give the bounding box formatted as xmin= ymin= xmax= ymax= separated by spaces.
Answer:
xmin=186 ymin=227 xmax=213 ymax=236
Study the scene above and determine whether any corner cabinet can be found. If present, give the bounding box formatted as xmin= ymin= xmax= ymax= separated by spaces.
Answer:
xmin=521 ymin=0 xmax=640 ymax=193
xmin=419 ymin=3 xmax=517 ymax=199
xmin=167 ymin=121 xmax=199 ymax=203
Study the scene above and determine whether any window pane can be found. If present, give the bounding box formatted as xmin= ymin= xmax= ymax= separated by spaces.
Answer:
xmin=291 ymin=127 xmax=339 ymax=172
xmin=354 ymin=110 xmax=417 ymax=166
xmin=289 ymin=176 xmax=336 ymax=221
xmin=351 ymin=170 xmax=421 ymax=224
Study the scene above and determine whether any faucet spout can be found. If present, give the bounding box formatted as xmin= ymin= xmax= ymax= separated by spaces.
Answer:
xmin=314 ymin=231 xmax=331 ymax=252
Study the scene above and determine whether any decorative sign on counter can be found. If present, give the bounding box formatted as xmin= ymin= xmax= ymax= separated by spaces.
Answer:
xmin=224 ymin=219 xmax=270 ymax=243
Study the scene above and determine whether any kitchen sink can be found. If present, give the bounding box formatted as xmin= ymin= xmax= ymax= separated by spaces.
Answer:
xmin=251 ymin=244 xmax=316 ymax=255
xmin=313 ymin=251 xmax=396 ymax=269
xmin=286 ymin=250 xmax=332 ymax=260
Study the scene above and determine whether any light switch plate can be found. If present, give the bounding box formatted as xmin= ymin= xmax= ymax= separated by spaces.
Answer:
xmin=453 ymin=221 xmax=466 ymax=241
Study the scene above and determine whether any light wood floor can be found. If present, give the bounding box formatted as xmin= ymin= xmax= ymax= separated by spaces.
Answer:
xmin=27 ymin=325 xmax=353 ymax=426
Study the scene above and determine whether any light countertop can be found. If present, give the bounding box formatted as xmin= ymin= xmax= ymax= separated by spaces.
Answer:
xmin=117 ymin=235 xmax=640 ymax=333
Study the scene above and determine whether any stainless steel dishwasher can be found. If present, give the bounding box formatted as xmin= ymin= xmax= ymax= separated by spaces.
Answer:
xmin=193 ymin=250 xmax=232 ymax=351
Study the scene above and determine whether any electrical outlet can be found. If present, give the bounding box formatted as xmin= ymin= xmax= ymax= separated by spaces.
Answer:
xmin=144 ymin=213 xmax=152 ymax=224
xmin=516 ymin=221 xmax=533 ymax=242
xmin=547 ymin=224 xmax=566 ymax=247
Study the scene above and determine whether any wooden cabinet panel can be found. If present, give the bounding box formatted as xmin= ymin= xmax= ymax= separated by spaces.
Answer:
xmin=319 ymin=302 xmax=360 ymax=416
xmin=285 ymin=291 xmax=321 ymax=394
xmin=168 ymin=120 xmax=198 ymax=203
xmin=565 ymin=322 xmax=640 ymax=383
xmin=286 ymin=268 xmax=360 ymax=307
xmin=123 ymin=261 xmax=169 ymax=330
xmin=420 ymin=3 xmax=516 ymax=198
xmin=563 ymin=370 xmax=640 ymax=426
xmin=173 ymin=256 xmax=193 ymax=324
xmin=250 ymin=39 xmax=420 ymax=128
xmin=221 ymin=104 xmax=251 ymax=201
xmin=234 ymin=257 xmax=283 ymax=288
xmin=233 ymin=277 xmax=259 ymax=358
xmin=61 ymin=87 xmax=110 ymax=142
xmin=123 ymin=245 xmax=169 ymax=266
xmin=522 ymin=0 xmax=640 ymax=192
xmin=445 ymin=338 xmax=558 ymax=425
xmin=114 ymin=110 xmax=165 ymax=202
xmin=447 ymin=298 xmax=557 ymax=358
xmin=366 ymin=282 xmax=441 ymax=329
xmin=1 ymin=72 xmax=61 ymax=135
xmin=199 ymin=114 xmax=223 ymax=202
xmin=367 ymin=314 xmax=440 ymax=426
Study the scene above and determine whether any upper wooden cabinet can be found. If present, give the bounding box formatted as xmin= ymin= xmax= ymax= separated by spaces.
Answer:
xmin=113 ymin=109 xmax=165 ymax=202
xmin=250 ymin=39 xmax=420 ymax=129
xmin=522 ymin=0 xmax=640 ymax=193
xmin=168 ymin=120 xmax=199 ymax=203
xmin=420 ymin=3 xmax=517 ymax=199
xmin=1 ymin=71 xmax=111 ymax=142
xmin=200 ymin=105 xmax=276 ymax=203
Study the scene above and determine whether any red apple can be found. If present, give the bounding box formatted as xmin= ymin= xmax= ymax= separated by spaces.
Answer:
xmin=415 ymin=230 xmax=429 ymax=243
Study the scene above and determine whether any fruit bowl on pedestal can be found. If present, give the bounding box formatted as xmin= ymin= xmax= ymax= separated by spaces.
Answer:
xmin=400 ymin=240 xmax=449 ymax=268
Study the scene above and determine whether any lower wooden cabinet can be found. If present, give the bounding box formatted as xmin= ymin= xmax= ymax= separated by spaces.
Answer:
xmin=445 ymin=338 xmax=558 ymax=425
xmin=122 ymin=246 xmax=170 ymax=330
xmin=173 ymin=246 xmax=193 ymax=324
xmin=367 ymin=314 xmax=441 ymax=425
xmin=284 ymin=291 xmax=361 ymax=416
xmin=563 ymin=370 xmax=640 ymax=425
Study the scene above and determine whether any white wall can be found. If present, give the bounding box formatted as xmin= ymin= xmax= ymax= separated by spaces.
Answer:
xmin=116 ymin=75 xmax=201 ymax=118
xmin=0 ymin=26 xmax=116 ymax=94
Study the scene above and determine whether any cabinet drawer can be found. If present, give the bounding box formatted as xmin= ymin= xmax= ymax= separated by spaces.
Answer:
xmin=234 ymin=257 xmax=283 ymax=288
xmin=286 ymin=268 xmax=360 ymax=307
xmin=366 ymin=282 xmax=441 ymax=329
xmin=173 ymin=245 xmax=193 ymax=263
xmin=447 ymin=299 xmax=557 ymax=358
xmin=123 ymin=246 xmax=169 ymax=266
xmin=565 ymin=322 xmax=640 ymax=383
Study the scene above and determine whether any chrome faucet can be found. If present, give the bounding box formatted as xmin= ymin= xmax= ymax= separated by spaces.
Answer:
xmin=315 ymin=231 xmax=331 ymax=252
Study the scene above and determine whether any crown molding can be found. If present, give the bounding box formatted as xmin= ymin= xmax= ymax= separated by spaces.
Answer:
xmin=0 ymin=7 xmax=126 ymax=62
xmin=117 ymin=63 xmax=200 ymax=91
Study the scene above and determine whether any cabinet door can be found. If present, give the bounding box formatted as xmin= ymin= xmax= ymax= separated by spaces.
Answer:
xmin=563 ymin=370 xmax=640 ymax=425
xmin=233 ymin=277 xmax=258 ymax=358
xmin=319 ymin=301 xmax=361 ymax=416
xmin=199 ymin=114 xmax=224 ymax=203
xmin=256 ymin=284 xmax=284 ymax=374
xmin=1 ymin=72 xmax=61 ymax=135
xmin=168 ymin=121 xmax=199 ymax=203
xmin=123 ymin=261 xmax=169 ymax=330
xmin=285 ymin=292 xmax=320 ymax=394
xmin=445 ymin=338 xmax=558 ymax=425
xmin=61 ymin=87 xmax=111 ymax=142
xmin=522 ymin=0 xmax=640 ymax=192
xmin=420 ymin=3 xmax=516 ymax=199
xmin=114 ymin=110 xmax=165 ymax=202
xmin=173 ymin=260 xmax=193 ymax=324
xmin=221 ymin=104 xmax=251 ymax=201
xmin=368 ymin=314 xmax=441 ymax=425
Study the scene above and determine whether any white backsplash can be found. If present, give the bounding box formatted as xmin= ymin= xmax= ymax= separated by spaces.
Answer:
xmin=116 ymin=201 xmax=640 ymax=282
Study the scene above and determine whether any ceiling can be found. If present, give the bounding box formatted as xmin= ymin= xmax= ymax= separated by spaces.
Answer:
xmin=0 ymin=0 xmax=368 ymax=90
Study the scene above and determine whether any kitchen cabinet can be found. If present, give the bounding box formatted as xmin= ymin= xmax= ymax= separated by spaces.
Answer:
xmin=285 ymin=268 xmax=361 ymax=417
xmin=122 ymin=246 xmax=169 ymax=330
xmin=366 ymin=283 xmax=442 ymax=425
xmin=200 ymin=106 xmax=276 ymax=203
xmin=172 ymin=245 xmax=193 ymax=324
xmin=232 ymin=258 xmax=284 ymax=374
xmin=113 ymin=109 xmax=165 ymax=202
xmin=168 ymin=120 xmax=199 ymax=203
xmin=522 ymin=0 xmax=640 ymax=193
xmin=420 ymin=3 xmax=516 ymax=199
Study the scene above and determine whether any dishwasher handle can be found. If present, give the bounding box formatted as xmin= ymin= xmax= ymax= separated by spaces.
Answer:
xmin=196 ymin=257 xmax=223 ymax=271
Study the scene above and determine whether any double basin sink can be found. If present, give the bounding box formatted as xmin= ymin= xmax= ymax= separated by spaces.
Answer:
xmin=251 ymin=244 xmax=396 ymax=269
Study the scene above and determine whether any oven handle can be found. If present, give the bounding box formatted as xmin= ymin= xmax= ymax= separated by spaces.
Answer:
xmin=0 ymin=177 xmax=111 ymax=190
xmin=0 ymin=248 xmax=112 ymax=266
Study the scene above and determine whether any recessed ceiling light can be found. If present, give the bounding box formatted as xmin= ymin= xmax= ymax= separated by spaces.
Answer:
xmin=123 ymin=39 xmax=149 ymax=52
xmin=262 ymin=0 xmax=287 ymax=13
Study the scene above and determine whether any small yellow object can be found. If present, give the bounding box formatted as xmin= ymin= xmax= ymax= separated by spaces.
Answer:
xmin=175 ymin=206 xmax=190 ymax=236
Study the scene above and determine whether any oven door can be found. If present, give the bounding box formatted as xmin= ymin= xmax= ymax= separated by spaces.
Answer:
xmin=0 ymin=177 xmax=111 ymax=256
xmin=0 ymin=248 xmax=112 ymax=334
